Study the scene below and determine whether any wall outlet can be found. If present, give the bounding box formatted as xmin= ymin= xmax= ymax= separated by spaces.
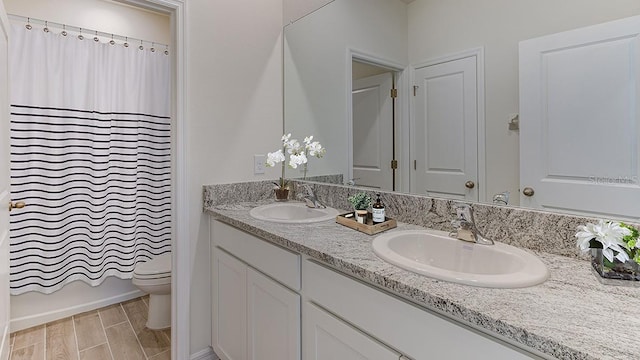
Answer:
xmin=254 ymin=155 xmax=266 ymax=174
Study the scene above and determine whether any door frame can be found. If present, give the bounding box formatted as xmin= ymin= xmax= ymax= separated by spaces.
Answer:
xmin=410 ymin=47 xmax=486 ymax=202
xmin=120 ymin=1 xmax=188 ymax=359
xmin=347 ymin=49 xmax=409 ymax=192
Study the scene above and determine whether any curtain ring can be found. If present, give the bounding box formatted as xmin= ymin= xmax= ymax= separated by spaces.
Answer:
xmin=78 ymin=28 xmax=84 ymax=40
xmin=25 ymin=18 xmax=32 ymax=30
xmin=124 ymin=36 xmax=129 ymax=48
xmin=61 ymin=24 xmax=67 ymax=37
xmin=93 ymin=30 xmax=99 ymax=42
xmin=43 ymin=21 xmax=49 ymax=33
xmin=138 ymin=39 xmax=144 ymax=51
xmin=109 ymin=34 xmax=115 ymax=46
xmin=150 ymin=42 xmax=155 ymax=53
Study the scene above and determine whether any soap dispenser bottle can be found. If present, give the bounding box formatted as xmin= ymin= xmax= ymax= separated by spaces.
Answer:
xmin=372 ymin=193 xmax=386 ymax=224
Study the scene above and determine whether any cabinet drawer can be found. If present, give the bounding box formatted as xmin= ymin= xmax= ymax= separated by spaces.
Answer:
xmin=212 ymin=220 xmax=301 ymax=290
xmin=304 ymin=260 xmax=538 ymax=360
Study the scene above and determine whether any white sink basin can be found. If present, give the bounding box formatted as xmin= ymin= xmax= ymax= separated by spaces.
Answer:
xmin=249 ymin=202 xmax=339 ymax=224
xmin=372 ymin=229 xmax=548 ymax=288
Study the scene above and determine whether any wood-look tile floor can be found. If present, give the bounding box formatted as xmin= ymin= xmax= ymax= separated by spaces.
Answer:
xmin=8 ymin=296 xmax=171 ymax=360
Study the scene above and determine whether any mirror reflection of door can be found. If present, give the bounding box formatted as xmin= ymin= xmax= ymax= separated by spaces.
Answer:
xmin=412 ymin=53 xmax=480 ymax=201
xmin=519 ymin=16 xmax=640 ymax=220
xmin=352 ymin=60 xmax=396 ymax=190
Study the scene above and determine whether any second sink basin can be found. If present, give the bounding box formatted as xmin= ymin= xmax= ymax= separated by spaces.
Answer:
xmin=372 ymin=229 xmax=548 ymax=288
xmin=249 ymin=202 xmax=339 ymax=224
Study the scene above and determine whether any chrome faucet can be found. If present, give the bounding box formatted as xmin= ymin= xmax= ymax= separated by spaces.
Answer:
xmin=451 ymin=204 xmax=494 ymax=245
xmin=492 ymin=191 xmax=510 ymax=205
xmin=301 ymin=184 xmax=326 ymax=209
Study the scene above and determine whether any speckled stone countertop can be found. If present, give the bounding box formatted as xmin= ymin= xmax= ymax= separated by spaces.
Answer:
xmin=205 ymin=201 xmax=640 ymax=360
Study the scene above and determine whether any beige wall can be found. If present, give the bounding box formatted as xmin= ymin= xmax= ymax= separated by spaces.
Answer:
xmin=3 ymin=0 xmax=170 ymax=44
xmin=408 ymin=0 xmax=640 ymax=204
xmin=185 ymin=0 xmax=284 ymax=353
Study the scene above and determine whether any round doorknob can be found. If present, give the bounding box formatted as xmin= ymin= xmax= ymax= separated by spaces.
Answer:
xmin=9 ymin=201 xmax=26 ymax=211
xmin=522 ymin=187 xmax=535 ymax=197
xmin=465 ymin=181 xmax=475 ymax=189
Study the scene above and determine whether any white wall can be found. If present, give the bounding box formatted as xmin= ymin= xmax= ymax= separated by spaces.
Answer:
xmin=185 ymin=0 xmax=284 ymax=353
xmin=284 ymin=0 xmax=408 ymax=181
xmin=283 ymin=0 xmax=334 ymax=26
xmin=10 ymin=278 xmax=142 ymax=332
xmin=3 ymin=0 xmax=169 ymax=45
xmin=408 ymin=0 xmax=640 ymax=204
xmin=3 ymin=0 xmax=169 ymax=331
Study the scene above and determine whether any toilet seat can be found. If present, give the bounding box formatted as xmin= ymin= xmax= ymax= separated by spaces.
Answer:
xmin=133 ymin=253 xmax=171 ymax=280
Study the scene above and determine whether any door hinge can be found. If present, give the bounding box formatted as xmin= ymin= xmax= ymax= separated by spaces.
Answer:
xmin=390 ymin=88 xmax=398 ymax=98
xmin=414 ymin=159 xmax=417 ymax=170
xmin=413 ymin=85 xmax=419 ymax=96
xmin=391 ymin=159 xmax=398 ymax=169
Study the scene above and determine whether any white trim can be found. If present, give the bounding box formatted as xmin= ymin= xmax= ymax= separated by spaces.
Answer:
xmin=347 ymin=49 xmax=409 ymax=191
xmin=410 ymin=47 xmax=486 ymax=201
xmin=10 ymin=290 xmax=144 ymax=332
xmin=190 ymin=346 xmax=217 ymax=360
xmin=121 ymin=1 xmax=189 ymax=359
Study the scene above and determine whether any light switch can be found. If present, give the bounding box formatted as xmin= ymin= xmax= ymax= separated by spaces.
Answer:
xmin=254 ymin=155 xmax=266 ymax=174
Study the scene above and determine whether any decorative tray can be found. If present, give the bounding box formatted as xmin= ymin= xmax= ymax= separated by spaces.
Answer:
xmin=335 ymin=212 xmax=397 ymax=235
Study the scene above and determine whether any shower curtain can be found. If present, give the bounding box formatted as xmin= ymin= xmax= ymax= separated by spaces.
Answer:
xmin=8 ymin=23 xmax=171 ymax=295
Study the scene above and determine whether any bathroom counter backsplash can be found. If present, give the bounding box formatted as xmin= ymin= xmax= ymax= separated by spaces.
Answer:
xmin=203 ymin=180 xmax=640 ymax=360
xmin=203 ymin=179 xmax=639 ymax=259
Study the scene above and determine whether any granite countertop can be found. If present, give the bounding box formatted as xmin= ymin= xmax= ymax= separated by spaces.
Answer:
xmin=205 ymin=201 xmax=640 ymax=360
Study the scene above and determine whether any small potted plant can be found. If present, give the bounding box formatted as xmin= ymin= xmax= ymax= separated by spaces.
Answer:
xmin=576 ymin=220 xmax=640 ymax=282
xmin=348 ymin=192 xmax=371 ymax=224
xmin=266 ymin=134 xmax=326 ymax=201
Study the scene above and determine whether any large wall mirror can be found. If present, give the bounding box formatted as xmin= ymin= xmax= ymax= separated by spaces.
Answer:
xmin=284 ymin=0 xmax=640 ymax=219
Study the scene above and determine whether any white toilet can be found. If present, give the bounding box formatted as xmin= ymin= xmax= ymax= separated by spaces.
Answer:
xmin=132 ymin=253 xmax=172 ymax=330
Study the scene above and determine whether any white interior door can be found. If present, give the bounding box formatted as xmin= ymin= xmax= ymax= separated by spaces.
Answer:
xmin=352 ymin=72 xmax=394 ymax=190
xmin=413 ymin=56 xmax=478 ymax=200
xmin=0 ymin=4 xmax=10 ymax=360
xmin=520 ymin=15 xmax=640 ymax=220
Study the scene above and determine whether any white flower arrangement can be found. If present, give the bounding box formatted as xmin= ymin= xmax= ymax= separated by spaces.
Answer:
xmin=575 ymin=220 xmax=640 ymax=264
xmin=266 ymin=134 xmax=326 ymax=189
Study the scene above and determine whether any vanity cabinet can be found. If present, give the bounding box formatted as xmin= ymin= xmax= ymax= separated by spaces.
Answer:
xmin=304 ymin=301 xmax=401 ymax=360
xmin=211 ymin=219 xmax=541 ymax=360
xmin=211 ymin=220 xmax=301 ymax=360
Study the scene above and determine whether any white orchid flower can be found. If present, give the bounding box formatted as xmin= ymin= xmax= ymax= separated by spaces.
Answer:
xmin=307 ymin=141 xmax=325 ymax=157
xmin=286 ymin=139 xmax=302 ymax=154
xmin=266 ymin=149 xmax=285 ymax=167
xmin=288 ymin=153 xmax=308 ymax=169
xmin=304 ymin=136 xmax=313 ymax=144
xmin=281 ymin=133 xmax=291 ymax=142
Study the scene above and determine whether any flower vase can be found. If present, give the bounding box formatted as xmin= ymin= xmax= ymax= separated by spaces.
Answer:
xmin=274 ymin=188 xmax=289 ymax=201
xmin=591 ymin=248 xmax=640 ymax=284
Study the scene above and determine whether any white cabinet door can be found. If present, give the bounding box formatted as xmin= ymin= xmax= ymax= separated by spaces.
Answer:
xmin=0 ymin=6 xmax=9 ymax=360
xmin=304 ymin=302 xmax=400 ymax=360
xmin=413 ymin=55 xmax=478 ymax=201
xmin=212 ymin=249 xmax=247 ymax=360
xmin=519 ymin=15 xmax=640 ymax=220
xmin=352 ymin=72 xmax=394 ymax=190
xmin=247 ymin=268 xmax=300 ymax=360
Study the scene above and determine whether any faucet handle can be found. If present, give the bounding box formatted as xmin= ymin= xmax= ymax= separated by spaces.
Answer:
xmin=453 ymin=203 xmax=476 ymax=224
xmin=302 ymin=183 xmax=314 ymax=196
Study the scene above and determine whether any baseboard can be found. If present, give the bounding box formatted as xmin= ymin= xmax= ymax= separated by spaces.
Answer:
xmin=0 ymin=323 xmax=9 ymax=360
xmin=10 ymin=289 xmax=144 ymax=332
xmin=191 ymin=346 xmax=219 ymax=360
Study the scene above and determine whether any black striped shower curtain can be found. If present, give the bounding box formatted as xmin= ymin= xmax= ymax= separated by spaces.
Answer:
xmin=8 ymin=23 xmax=171 ymax=294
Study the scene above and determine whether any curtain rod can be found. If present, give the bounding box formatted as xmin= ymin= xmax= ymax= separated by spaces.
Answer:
xmin=7 ymin=14 xmax=169 ymax=51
